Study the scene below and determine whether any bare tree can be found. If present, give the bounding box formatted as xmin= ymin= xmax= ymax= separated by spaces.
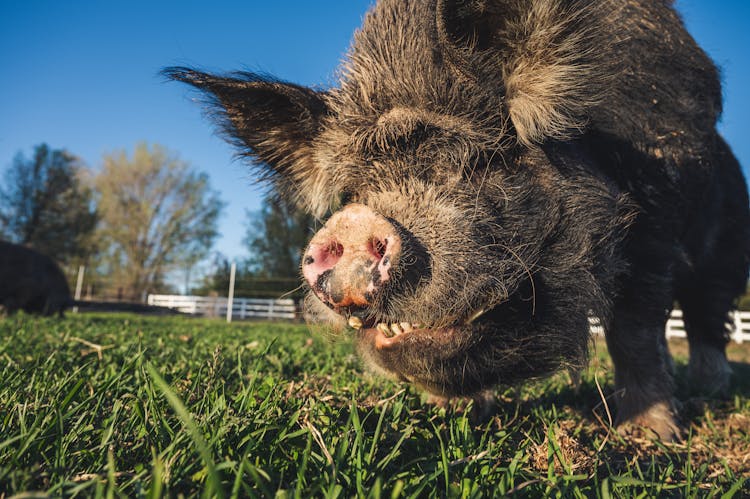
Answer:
xmin=95 ymin=143 xmax=224 ymax=300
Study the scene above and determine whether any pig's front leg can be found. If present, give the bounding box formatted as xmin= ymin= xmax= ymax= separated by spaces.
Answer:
xmin=605 ymin=283 xmax=681 ymax=441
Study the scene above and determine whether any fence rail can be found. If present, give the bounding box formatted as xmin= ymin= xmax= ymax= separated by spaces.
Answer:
xmin=147 ymin=293 xmax=750 ymax=343
xmin=147 ymin=294 xmax=296 ymax=320
xmin=663 ymin=310 xmax=750 ymax=344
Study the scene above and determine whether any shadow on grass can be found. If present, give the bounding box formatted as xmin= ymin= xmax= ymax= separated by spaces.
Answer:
xmin=484 ymin=358 xmax=750 ymax=428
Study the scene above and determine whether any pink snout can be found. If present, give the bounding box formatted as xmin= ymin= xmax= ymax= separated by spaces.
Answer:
xmin=302 ymin=204 xmax=401 ymax=309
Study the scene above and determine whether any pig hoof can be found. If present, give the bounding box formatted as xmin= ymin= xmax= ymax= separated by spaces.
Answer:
xmin=469 ymin=392 xmax=498 ymax=425
xmin=425 ymin=393 xmax=452 ymax=409
xmin=617 ymin=401 xmax=683 ymax=442
xmin=688 ymin=344 xmax=731 ymax=397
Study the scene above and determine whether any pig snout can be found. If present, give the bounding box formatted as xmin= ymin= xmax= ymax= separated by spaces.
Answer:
xmin=302 ymin=204 xmax=402 ymax=309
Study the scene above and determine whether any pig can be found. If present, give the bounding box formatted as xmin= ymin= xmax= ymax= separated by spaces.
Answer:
xmin=0 ymin=241 xmax=72 ymax=317
xmin=166 ymin=0 xmax=750 ymax=440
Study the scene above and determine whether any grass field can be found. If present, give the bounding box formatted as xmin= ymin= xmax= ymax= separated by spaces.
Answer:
xmin=1 ymin=313 xmax=748 ymax=497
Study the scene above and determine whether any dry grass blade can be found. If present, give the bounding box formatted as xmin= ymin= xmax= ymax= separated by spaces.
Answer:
xmin=69 ymin=336 xmax=114 ymax=360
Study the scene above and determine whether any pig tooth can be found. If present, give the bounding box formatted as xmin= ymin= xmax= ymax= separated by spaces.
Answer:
xmin=377 ymin=323 xmax=393 ymax=337
xmin=412 ymin=323 xmax=423 ymax=329
xmin=465 ymin=308 xmax=486 ymax=325
xmin=390 ymin=323 xmax=403 ymax=335
xmin=400 ymin=322 xmax=413 ymax=332
xmin=348 ymin=316 xmax=363 ymax=330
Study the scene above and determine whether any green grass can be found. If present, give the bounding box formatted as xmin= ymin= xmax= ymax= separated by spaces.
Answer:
xmin=1 ymin=313 xmax=748 ymax=497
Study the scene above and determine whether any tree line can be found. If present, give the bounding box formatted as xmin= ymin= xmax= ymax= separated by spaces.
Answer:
xmin=0 ymin=143 xmax=313 ymax=301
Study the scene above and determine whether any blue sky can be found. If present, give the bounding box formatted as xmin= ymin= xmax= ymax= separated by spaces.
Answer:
xmin=1 ymin=1 xmax=748 ymax=262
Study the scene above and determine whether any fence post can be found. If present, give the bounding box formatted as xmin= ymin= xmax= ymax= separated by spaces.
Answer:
xmin=72 ymin=265 xmax=85 ymax=313
xmin=733 ymin=311 xmax=743 ymax=344
xmin=226 ymin=262 xmax=236 ymax=323
xmin=664 ymin=311 xmax=674 ymax=339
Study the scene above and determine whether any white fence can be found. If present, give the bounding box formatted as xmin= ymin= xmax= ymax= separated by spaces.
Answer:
xmin=590 ymin=310 xmax=750 ymax=344
xmin=147 ymin=294 xmax=296 ymax=320
xmin=147 ymin=294 xmax=750 ymax=343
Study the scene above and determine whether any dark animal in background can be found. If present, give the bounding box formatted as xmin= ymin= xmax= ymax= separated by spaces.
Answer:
xmin=0 ymin=241 xmax=72 ymax=317
xmin=167 ymin=0 xmax=750 ymax=440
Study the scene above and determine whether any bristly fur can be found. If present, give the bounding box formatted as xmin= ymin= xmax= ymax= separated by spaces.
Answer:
xmin=499 ymin=1 xmax=615 ymax=144
xmin=435 ymin=0 xmax=620 ymax=145
xmin=166 ymin=0 xmax=750 ymax=440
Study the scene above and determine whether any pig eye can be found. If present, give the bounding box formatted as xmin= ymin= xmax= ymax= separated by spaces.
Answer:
xmin=330 ymin=191 xmax=357 ymax=214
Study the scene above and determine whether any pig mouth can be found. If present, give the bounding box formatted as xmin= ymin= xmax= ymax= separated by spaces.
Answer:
xmin=346 ymin=305 xmax=492 ymax=350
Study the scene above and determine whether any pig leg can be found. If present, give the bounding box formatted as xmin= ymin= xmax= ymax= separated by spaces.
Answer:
xmin=677 ymin=276 xmax=734 ymax=397
xmin=605 ymin=268 xmax=681 ymax=441
xmin=676 ymin=218 xmax=748 ymax=397
xmin=676 ymin=143 xmax=749 ymax=397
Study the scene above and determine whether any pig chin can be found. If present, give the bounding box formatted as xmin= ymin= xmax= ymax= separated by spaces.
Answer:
xmin=351 ymin=299 xmax=565 ymax=397
xmin=305 ymin=282 xmax=551 ymax=397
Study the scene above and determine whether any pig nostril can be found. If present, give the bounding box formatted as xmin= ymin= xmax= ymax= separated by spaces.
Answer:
xmin=368 ymin=237 xmax=387 ymax=260
xmin=312 ymin=240 xmax=344 ymax=267
xmin=328 ymin=241 xmax=344 ymax=258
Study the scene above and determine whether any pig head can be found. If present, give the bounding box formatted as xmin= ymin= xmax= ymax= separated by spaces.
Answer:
xmin=167 ymin=0 xmax=750 ymax=440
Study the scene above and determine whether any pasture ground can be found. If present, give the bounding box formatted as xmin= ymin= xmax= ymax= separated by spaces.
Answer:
xmin=1 ymin=313 xmax=748 ymax=497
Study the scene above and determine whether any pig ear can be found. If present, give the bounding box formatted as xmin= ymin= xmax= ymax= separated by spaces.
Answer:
xmin=435 ymin=0 xmax=493 ymax=80
xmin=164 ymin=67 xmax=328 ymax=191
xmin=436 ymin=0 xmax=610 ymax=145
